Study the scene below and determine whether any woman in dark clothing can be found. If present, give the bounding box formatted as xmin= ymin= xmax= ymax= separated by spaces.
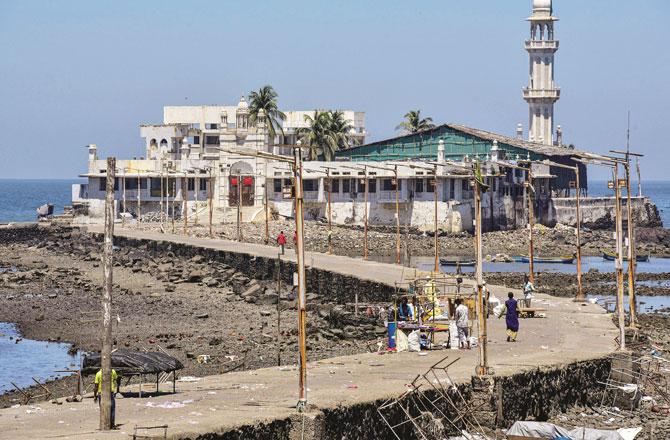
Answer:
xmin=501 ymin=292 xmax=519 ymax=342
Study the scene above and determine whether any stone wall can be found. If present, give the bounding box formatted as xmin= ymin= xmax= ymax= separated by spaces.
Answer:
xmin=551 ymin=196 xmax=662 ymax=229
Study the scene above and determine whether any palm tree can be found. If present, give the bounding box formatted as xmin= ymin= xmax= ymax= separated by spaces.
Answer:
xmin=298 ymin=111 xmax=338 ymax=161
xmin=248 ymin=85 xmax=286 ymax=144
xmin=329 ymin=111 xmax=354 ymax=150
xmin=396 ymin=110 xmax=435 ymax=134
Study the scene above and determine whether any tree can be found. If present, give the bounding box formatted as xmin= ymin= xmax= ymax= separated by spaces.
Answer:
xmin=298 ymin=111 xmax=339 ymax=161
xmin=329 ymin=111 xmax=354 ymax=151
xmin=396 ymin=110 xmax=435 ymax=134
xmin=248 ymin=85 xmax=286 ymax=144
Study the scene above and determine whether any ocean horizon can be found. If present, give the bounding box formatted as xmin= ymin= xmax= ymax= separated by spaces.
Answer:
xmin=0 ymin=178 xmax=668 ymax=226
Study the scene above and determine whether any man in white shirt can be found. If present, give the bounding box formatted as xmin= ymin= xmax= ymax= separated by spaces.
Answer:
xmin=454 ymin=298 xmax=470 ymax=350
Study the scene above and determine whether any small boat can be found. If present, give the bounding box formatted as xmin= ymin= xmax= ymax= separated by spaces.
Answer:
xmin=601 ymin=250 xmax=650 ymax=262
xmin=517 ymin=255 xmax=575 ymax=264
xmin=439 ymin=258 xmax=476 ymax=267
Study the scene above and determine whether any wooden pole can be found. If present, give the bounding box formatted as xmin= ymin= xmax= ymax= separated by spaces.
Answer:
xmin=264 ymin=163 xmax=270 ymax=245
xmin=208 ymin=170 xmax=213 ymax=238
xmin=237 ymin=174 xmax=242 ymax=242
xmin=194 ymin=176 xmax=199 ymax=226
xmin=276 ymin=253 xmax=282 ymax=367
xmin=121 ymin=171 xmax=126 ymax=227
xmin=395 ymin=165 xmax=401 ymax=265
xmin=160 ymin=167 xmax=164 ymax=226
xmin=363 ymin=166 xmax=369 ymax=260
xmin=327 ymin=171 xmax=333 ymax=255
xmin=183 ymin=175 xmax=188 ymax=235
xmin=575 ymin=166 xmax=584 ymax=302
xmin=171 ymin=180 xmax=175 ymax=234
xmin=625 ymin=161 xmax=637 ymax=327
xmin=293 ymin=148 xmax=308 ymax=411
xmin=100 ymin=157 xmax=115 ymax=430
xmin=434 ymin=166 xmax=439 ymax=273
xmin=136 ymin=173 xmax=141 ymax=226
xmin=526 ymin=170 xmax=536 ymax=284
xmin=474 ymin=176 xmax=489 ymax=376
xmin=613 ymin=163 xmax=626 ymax=351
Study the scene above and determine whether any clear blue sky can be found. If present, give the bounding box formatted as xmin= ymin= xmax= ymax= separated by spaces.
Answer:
xmin=1 ymin=1 xmax=669 ymax=180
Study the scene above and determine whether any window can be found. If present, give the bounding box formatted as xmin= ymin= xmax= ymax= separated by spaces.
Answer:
xmin=193 ymin=136 xmax=200 ymax=144
xmin=368 ymin=179 xmax=376 ymax=193
xmin=187 ymin=178 xmax=195 ymax=191
xmin=357 ymin=178 xmax=365 ymax=193
xmin=199 ymin=178 xmax=207 ymax=191
xmin=274 ymin=179 xmax=282 ymax=193
xmin=449 ymin=179 xmax=455 ymax=199
xmin=381 ymin=178 xmax=396 ymax=191
xmin=205 ymin=136 xmax=219 ymax=145
xmin=427 ymin=178 xmax=435 ymax=192
xmin=329 ymin=179 xmax=339 ymax=193
xmin=415 ymin=179 xmax=424 ymax=193
xmin=140 ymin=178 xmax=147 ymax=190
xmin=303 ymin=179 xmax=317 ymax=192
xmin=462 ymin=179 xmax=469 ymax=191
xmin=125 ymin=178 xmax=138 ymax=190
xmin=98 ymin=178 xmax=105 ymax=191
xmin=342 ymin=179 xmax=351 ymax=193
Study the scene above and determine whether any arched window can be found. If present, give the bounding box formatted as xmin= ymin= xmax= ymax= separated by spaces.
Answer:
xmin=160 ymin=139 xmax=168 ymax=148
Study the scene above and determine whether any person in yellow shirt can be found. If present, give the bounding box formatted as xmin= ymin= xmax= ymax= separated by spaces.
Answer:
xmin=93 ymin=368 xmax=120 ymax=427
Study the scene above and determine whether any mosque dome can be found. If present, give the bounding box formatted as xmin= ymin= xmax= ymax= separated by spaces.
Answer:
xmin=237 ymin=96 xmax=249 ymax=110
xmin=532 ymin=0 xmax=552 ymax=14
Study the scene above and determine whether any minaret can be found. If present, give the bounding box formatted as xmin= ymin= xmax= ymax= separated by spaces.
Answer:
xmin=523 ymin=0 xmax=560 ymax=145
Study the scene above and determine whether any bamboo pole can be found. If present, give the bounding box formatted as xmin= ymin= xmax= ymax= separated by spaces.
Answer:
xmin=613 ymin=164 xmax=626 ymax=350
xmin=121 ymin=171 xmax=126 ymax=227
xmin=236 ymin=174 xmax=242 ymax=242
xmin=160 ymin=167 xmax=164 ymax=226
xmin=363 ymin=166 xmax=369 ymax=260
xmin=293 ymin=147 xmax=308 ymax=411
xmin=100 ymin=157 xmax=115 ymax=430
xmin=276 ymin=253 xmax=282 ymax=367
xmin=171 ymin=180 xmax=175 ymax=234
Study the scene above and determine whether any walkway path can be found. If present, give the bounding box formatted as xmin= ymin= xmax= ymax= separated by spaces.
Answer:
xmin=0 ymin=226 xmax=619 ymax=439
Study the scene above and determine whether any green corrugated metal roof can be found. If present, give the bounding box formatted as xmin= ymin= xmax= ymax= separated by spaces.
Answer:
xmin=336 ymin=123 xmax=588 ymax=162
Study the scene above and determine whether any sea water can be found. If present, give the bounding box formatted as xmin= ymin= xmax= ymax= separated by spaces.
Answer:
xmin=0 ymin=323 xmax=80 ymax=394
xmin=0 ymin=179 xmax=81 ymax=223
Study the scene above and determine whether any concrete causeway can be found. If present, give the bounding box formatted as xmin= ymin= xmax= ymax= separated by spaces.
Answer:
xmin=0 ymin=226 xmax=619 ymax=439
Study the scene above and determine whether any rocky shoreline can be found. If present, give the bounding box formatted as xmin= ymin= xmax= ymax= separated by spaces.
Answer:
xmin=0 ymin=226 xmax=384 ymax=408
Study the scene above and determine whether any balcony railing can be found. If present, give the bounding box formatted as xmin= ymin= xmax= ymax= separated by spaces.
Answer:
xmin=522 ymin=88 xmax=560 ymax=100
xmin=524 ymin=40 xmax=559 ymax=50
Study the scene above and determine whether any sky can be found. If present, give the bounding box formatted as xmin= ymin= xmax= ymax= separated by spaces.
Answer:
xmin=1 ymin=0 xmax=669 ymax=181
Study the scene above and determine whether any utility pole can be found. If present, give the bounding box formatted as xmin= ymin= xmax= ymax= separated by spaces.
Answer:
xmin=293 ymin=147 xmax=308 ymax=412
xmin=474 ymin=173 xmax=490 ymax=376
xmin=542 ymin=160 xmax=584 ymax=301
xmin=208 ymin=169 xmax=213 ymax=238
xmin=526 ymin=169 xmax=536 ymax=284
xmin=613 ymin=163 xmax=626 ymax=350
xmin=394 ymin=165 xmax=401 ymax=265
xmin=100 ymin=157 xmax=115 ymax=430
xmin=160 ymin=165 xmax=164 ymax=226
xmin=194 ymin=176 xmax=199 ymax=226
xmin=433 ymin=165 xmax=439 ymax=273
xmin=171 ymin=180 xmax=176 ymax=234
xmin=264 ymin=163 xmax=270 ymax=245
xmin=327 ymin=170 xmax=333 ymax=255
xmin=136 ymin=172 xmax=141 ymax=226
xmin=363 ymin=166 xmax=369 ymax=260
xmin=121 ymin=169 xmax=126 ymax=227
xmin=611 ymin=146 xmax=644 ymax=329
xmin=183 ymin=175 xmax=188 ymax=235
xmin=236 ymin=174 xmax=242 ymax=242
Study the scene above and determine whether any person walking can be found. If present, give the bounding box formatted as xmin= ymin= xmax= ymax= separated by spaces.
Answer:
xmin=454 ymin=298 xmax=470 ymax=350
xmin=523 ymin=274 xmax=535 ymax=309
xmin=277 ymin=231 xmax=287 ymax=255
xmin=499 ymin=292 xmax=520 ymax=342
xmin=93 ymin=367 xmax=121 ymax=428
